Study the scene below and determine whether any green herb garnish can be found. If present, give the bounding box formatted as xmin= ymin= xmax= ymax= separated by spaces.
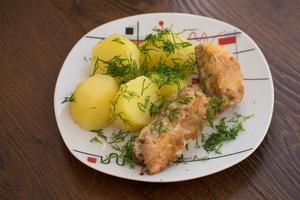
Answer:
xmin=177 ymin=96 xmax=193 ymax=105
xmin=137 ymin=96 xmax=151 ymax=112
xmin=168 ymin=108 xmax=179 ymax=122
xmin=92 ymin=55 xmax=139 ymax=83
xmin=145 ymin=64 xmax=185 ymax=90
xmin=90 ymin=129 xmax=107 ymax=142
xmin=206 ymin=96 xmax=223 ymax=127
xmin=203 ymin=114 xmax=253 ymax=153
xmin=108 ymin=135 xmax=138 ymax=168
xmin=111 ymin=37 xmax=125 ymax=45
xmin=90 ymin=137 xmax=101 ymax=143
xmin=110 ymin=92 xmax=133 ymax=127
xmin=108 ymin=130 xmax=129 ymax=144
xmin=61 ymin=93 xmax=75 ymax=104
xmin=153 ymin=122 xmax=168 ymax=135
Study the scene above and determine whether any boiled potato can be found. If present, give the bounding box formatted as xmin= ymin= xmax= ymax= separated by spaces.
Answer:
xmin=148 ymin=73 xmax=188 ymax=98
xmin=70 ymin=74 xmax=119 ymax=130
xmin=139 ymin=33 xmax=196 ymax=74
xmin=111 ymin=76 xmax=159 ymax=132
xmin=158 ymin=79 xmax=188 ymax=98
xmin=90 ymin=34 xmax=140 ymax=83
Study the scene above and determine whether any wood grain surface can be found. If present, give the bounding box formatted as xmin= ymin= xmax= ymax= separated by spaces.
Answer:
xmin=0 ymin=0 xmax=299 ymax=199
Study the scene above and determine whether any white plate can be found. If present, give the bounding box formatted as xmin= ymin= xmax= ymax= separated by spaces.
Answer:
xmin=54 ymin=13 xmax=274 ymax=182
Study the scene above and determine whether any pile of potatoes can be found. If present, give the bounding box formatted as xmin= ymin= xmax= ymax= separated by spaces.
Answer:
xmin=68 ymin=31 xmax=196 ymax=132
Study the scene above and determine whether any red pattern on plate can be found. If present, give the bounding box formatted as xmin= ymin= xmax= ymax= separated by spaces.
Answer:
xmin=87 ymin=157 xmax=97 ymax=163
xmin=218 ymin=36 xmax=236 ymax=45
xmin=159 ymin=20 xmax=164 ymax=28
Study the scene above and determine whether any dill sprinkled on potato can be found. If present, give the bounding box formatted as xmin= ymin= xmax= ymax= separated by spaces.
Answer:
xmin=140 ymin=78 xmax=152 ymax=96
xmin=110 ymin=92 xmax=133 ymax=127
xmin=145 ymin=64 xmax=185 ymax=91
xmin=141 ymin=27 xmax=194 ymax=68
xmin=92 ymin=55 xmax=139 ymax=84
xmin=137 ymin=96 xmax=151 ymax=113
xmin=111 ymin=37 xmax=125 ymax=45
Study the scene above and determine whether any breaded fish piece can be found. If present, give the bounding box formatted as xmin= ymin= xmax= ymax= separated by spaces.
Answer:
xmin=195 ymin=43 xmax=244 ymax=111
xmin=134 ymin=87 xmax=208 ymax=174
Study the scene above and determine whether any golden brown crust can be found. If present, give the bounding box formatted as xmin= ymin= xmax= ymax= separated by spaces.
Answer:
xmin=195 ymin=43 xmax=244 ymax=111
xmin=134 ymin=87 xmax=208 ymax=174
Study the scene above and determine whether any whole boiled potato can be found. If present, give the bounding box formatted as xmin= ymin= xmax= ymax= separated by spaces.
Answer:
xmin=90 ymin=34 xmax=140 ymax=83
xmin=139 ymin=32 xmax=196 ymax=74
xmin=111 ymin=76 xmax=159 ymax=132
xmin=70 ymin=74 xmax=119 ymax=130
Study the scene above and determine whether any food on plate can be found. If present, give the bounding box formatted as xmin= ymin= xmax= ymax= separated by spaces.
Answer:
xmin=146 ymin=64 xmax=188 ymax=98
xmin=139 ymin=28 xmax=196 ymax=74
xmin=157 ymin=77 xmax=188 ymax=98
xmin=90 ymin=34 xmax=140 ymax=83
xmin=70 ymin=74 xmax=119 ymax=130
xmin=111 ymin=76 xmax=159 ymax=132
xmin=62 ymin=27 xmax=250 ymax=174
xmin=195 ymin=43 xmax=244 ymax=111
xmin=134 ymin=87 xmax=208 ymax=174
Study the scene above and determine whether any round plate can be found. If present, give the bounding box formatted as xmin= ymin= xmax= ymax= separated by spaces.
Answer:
xmin=54 ymin=13 xmax=274 ymax=182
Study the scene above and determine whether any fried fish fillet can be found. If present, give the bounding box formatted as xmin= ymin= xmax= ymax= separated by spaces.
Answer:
xmin=195 ymin=43 xmax=244 ymax=111
xmin=134 ymin=87 xmax=208 ymax=174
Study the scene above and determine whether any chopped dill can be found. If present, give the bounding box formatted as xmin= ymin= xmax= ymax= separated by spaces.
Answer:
xmin=149 ymin=97 xmax=171 ymax=117
xmin=163 ymin=40 xmax=176 ymax=56
xmin=203 ymin=113 xmax=253 ymax=153
xmin=110 ymin=93 xmax=133 ymax=127
xmin=175 ymin=154 xmax=186 ymax=164
xmin=109 ymin=135 xmax=138 ymax=168
xmin=142 ymin=26 xmax=193 ymax=58
xmin=90 ymin=137 xmax=101 ymax=143
xmin=177 ymin=95 xmax=193 ymax=105
xmin=92 ymin=55 xmax=139 ymax=83
xmin=111 ymin=37 xmax=125 ymax=45
xmin=120 ymin=85 xmax=139 ymax=100
xmin=90 ymin=129 xmax=107 ymax=142
xmin=145 ymin=63 xmax=185 ymax=90
xmin=108 ymin=130 xmax=129 ymax=144
xmin=149 ymin=101 xmax=163 ymax=116
xmin=168 ymin=108 xmax=179 ymax=122
xmin=185 ymin=143 xmax=189 ymax=150
xmin=140 ymin=78 xmax=152 ymax=96
xmin=61 ymin=93 xmax=75 ymax=104
xmin=153 ymin=122 xmax=168 ymax=135
xmin=91 ymin=56 xmax=101 ymax=76
xmin=110 ymin=85 xmax=139 ymax=127
xmin=137 ymin=96 xmax=151 ymax=112
xmin=206 ymin=96 xmax=223 ymax=128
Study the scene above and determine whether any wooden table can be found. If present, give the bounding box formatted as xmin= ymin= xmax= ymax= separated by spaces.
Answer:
xmin=0 ymin=0 xmax=299 ymax=199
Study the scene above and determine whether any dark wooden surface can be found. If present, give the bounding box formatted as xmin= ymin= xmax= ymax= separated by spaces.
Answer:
xmin=0 ymin=0 xmax=299 ymax=199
